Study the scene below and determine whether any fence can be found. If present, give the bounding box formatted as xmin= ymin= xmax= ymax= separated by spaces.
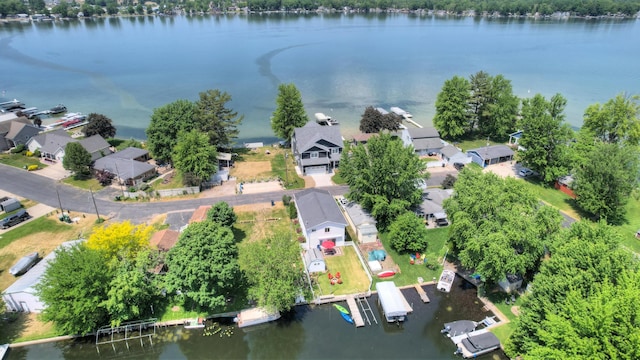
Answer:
xmin=156 ymin=186 xmax=200 ymax=198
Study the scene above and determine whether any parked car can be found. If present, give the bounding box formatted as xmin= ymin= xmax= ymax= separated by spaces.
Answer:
xmin=9 ymin=252 xmax=39 ymax=276
xmin=453 ymin=162 xmax=465 ymax=171
xmin=436 ymin=218 xmax=449 ymax=226
xmin=519 ymin=168 xmax=534 ymax=177
xmin=1 ymin=210 xmax=31 ymax=229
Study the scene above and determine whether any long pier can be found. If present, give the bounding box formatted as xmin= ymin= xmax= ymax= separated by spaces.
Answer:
xmin=346 ymin=295 xmax=365 ymax=327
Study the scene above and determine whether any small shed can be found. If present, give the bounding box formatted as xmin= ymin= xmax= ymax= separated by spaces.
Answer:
xmin=356 ymin=223 xmax=378 ymax=243
xmin=303 ymin=248 xmax=326 ymax=273
xmin=1 ymin=198 xmax=21 ymax=213
xmin=376 ymin=281 xmax=411 ymax=323
xmin=498 ymin=274 xmax=523 ymax=293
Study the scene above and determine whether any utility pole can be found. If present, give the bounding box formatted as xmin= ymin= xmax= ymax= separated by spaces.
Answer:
xmin=89 ymin=188 xmax=100 ymax=220
xmin=55 ymin=184 xmax=63 ymax=213
xmin=114 ymin=162 xmax=126 ymax=198
xmin=284 ymin=152 xmax=289 ymax=187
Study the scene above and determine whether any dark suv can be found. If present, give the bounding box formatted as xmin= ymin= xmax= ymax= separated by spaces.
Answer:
xmin=1 ymin=210 xmax=31 ymax=229
xmin=453 ymin=162 xmax=465 ymax=171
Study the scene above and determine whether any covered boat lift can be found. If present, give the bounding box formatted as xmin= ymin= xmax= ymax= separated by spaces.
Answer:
xmin=375 ymin=281 xmax=412 ymax=323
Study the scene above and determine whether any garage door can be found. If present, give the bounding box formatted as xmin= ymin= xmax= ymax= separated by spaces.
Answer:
xmin=305 ymin=166 xmax=327 ymax=175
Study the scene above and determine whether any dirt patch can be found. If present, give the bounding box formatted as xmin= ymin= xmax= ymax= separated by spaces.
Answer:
xmin=303 ymin=176 xmax=315 ymax=188
xmin=0 ymin=213 xmax=98 ymax=292
xmin=511 ymin=305 xmax=521 ymax=316
xmin=230 ymin=161 xmax=272 ymax=180
xmin=234 ymin=202 xmax=284 ymax=213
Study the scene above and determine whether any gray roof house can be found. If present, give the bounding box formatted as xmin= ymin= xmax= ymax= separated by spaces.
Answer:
xmin=467 ymin=145 xmax=514 ymax=167
xmin=93 ymin=147 xmax=156 ymax=186
xmin=3 ymin=240 xmax=83 ymax=313
xmin=440 ymin=144 xmax=472 ymax=165
xmin=417 ymin=188 xmax=453 ymax=221
xmin=26 ymin=131 xmax=111 ymax=162
xmin=294 ymin=188 xmax=348 ymax=250
xmin=408 ymin=127 xmax=444 ymax=155
xmin=0 ymin=117 xmax=36 ymax=151
xmin=291 ymin=122 xmax=343 ymax=175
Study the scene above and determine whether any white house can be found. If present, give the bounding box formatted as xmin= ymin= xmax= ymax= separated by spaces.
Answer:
xmin=294 ymin=188 xmax=347 ymax=250
xmin=440 ymin=144 xmax=472 ymax=165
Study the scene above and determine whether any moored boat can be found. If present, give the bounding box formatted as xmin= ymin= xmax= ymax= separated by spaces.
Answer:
xmin=333 ymin=304 xmax=349 ymax=315
xmin=377 ymin=270 xmax=395 ymax=278
xmin=437 ymin=269 xmax=455 ymax=293
xmin=49 ymin=104 xmax=67 ymax=114
xmin=184 ymin=317 xmax=205 ymax=329
xmin=339 ymin=311 xmax=354 ymax=324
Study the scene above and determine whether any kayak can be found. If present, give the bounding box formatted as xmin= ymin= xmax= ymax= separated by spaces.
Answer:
xmin=377 ymin=270 xmax=396 ymax=278
xmin=333 ymin=304 xmax=350 ymax=315
xmin=340 ymin=311 xmax=354 ymax=324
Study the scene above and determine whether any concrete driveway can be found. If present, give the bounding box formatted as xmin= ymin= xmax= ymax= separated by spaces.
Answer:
xmin=35 ymin=160 xmax=71 ymax=181
xmin=0 ymin=203 xmax=56 ymax=235
xmin=308 ymin=173 xmax=334 ymax=187
xmin=483 ymin=162 xmax=521 ymax=179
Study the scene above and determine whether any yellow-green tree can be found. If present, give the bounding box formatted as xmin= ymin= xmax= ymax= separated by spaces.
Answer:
xmin=86 ymin=221 xmax=153 ymax=260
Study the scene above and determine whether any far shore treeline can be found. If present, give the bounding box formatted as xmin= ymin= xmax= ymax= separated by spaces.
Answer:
xmin=2 ymin=0 xmax=640 ymax=19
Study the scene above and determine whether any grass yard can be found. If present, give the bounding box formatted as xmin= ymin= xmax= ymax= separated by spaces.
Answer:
xmin=232 ymin=203 xmax=293 ymax=243
xmin=0 ymin=312 xmax=59 ymax=344
xmin=619 ymin=194 xmax=640 ymax=254
xmin=0 ymin=153 xmax=46 ymax=170
xmin=151 ymin=171 xmax=184 ymax=190
xmin=376 ymin=227 xmax=450 ymax=287
xmin=62 ymin=176 xmax=102 ymax=190
xmin=456 ymin=139 xmax=499 ymax=153
xmin=522 ymin=178 xmax=582 ymax=219
xmin=231 ymin=146 xmax=303 ymax=188
xmin=314 ymin=245 xmax=370 ymax=296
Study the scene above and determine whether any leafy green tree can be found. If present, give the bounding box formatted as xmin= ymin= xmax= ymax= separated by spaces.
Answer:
xmin=239 ymin=234 xmax=304 ymax=312
xmin=36 ymin=244 xmax=113 ymax=335
xmin=482 ymin=74 xmax=519 ymax=139
xmin=468 ymin=70 xmax=491 ymax=133
xmin=106 ymin=2 xmax=118 ymax=14
xmin=206 ymin=201 xmax=237 ymax=227
xmin=172 ymin=130 xmax=218 ymax=186
xmin=433 ymin=75 xmax=471 ymax=139
xmin=51 ymin=1 xmax=69 ymax=15
xmin=517 ymin=93 xmax=573 ymax=182
xmin=388 ymin=211 xmax=429 ymax=253
xmin=271 ymin=83 xmax=308 ymax=143
xmin=583 ymin=93 xmax=640 ymax=146
xmin=339 ymin=134 xmax=426 ymax=229
xmin=359 ymin=106 xmax=401 ymax=133
xmin=146 ymin=99 xmax=198 ymax=163
xmin=103 ymin=251 xmax=157 ymax=327
xmin=443 ymin=169 xmax=562 ymax=284
xmin=86 ymin=221 xmax=153 ymax=261
xmin=194 ymin=89 xmax=244 ymax=150
xmin=135 ymin=4 xmax=144 ymax=14
xmin=164 ymin=221 xmax=241 ymax=309
xmin=507 ymin=221 xmax=635 ymax=357
xmin=83 ymin=113 xmax=117 ymax=139
xmin=63 ymin=142 xmax=92 ymax=177
xmin=573 ymin=142 xmax=639 ymax=225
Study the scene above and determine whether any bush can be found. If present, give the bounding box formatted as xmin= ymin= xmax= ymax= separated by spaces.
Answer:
xmin=139 ymin=183 xmax=149 ymax=191
xmin=129 ymin=186 xmax=137 ymax=192
xmin=27 ymin=164 xmax=38 ymax=171
xmin=25 ymin=150 xmax=33 ymax=157
xmin=288 ymin=201 xmax=297 ymax=219
xmin=10 ymin=144 xmax=25 ymax=154
xmin=282 ymin=194 xmax=292 ymax=206
xmin=441 ymin=174 xmax=457 ymax=189
xmin=33 ymin=149 xmax=41 ymax=158
xmin=95 ymin=169 xmax=115 ymax=186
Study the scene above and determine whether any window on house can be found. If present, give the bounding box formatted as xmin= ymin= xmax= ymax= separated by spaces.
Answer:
xmin=325 ymin=227 xmax=330 ymax=233
xmin=310 ymin=152 xmax=319 ymax=158
xmin=331 ymin=148 xmax=339 ymax=154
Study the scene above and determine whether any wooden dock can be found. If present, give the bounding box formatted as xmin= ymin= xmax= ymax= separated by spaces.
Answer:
xmin=346 ymin=295 xmax=365 ymax=327
xmin=414 ymin=284 xmax=430 ymax=303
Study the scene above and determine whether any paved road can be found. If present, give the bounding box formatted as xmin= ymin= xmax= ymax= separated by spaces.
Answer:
xmin=0 ymin=164 xmax=348 ymax=223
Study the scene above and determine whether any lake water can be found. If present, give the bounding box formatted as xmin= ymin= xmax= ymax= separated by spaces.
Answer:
xmin=7 ymin=278 xmax=508 ymax=359
xmin=1 ymin=15 xmax=639 ymax=142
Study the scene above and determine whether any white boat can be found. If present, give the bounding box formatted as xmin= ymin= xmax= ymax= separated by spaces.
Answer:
xmin=451 ymin=328 xmax=501 ymax=358
xmin=437 ymin=269 xmax=455 ymax=293
xmin=234 ymin=307 xmax=280 ymax=328
xmin=314 ymin=112 xmax=339 ymax=126
xmin=184 ymin=317 xmax=205 ymax=329
xmin=390 ymin=106 xmax=412 ymax=118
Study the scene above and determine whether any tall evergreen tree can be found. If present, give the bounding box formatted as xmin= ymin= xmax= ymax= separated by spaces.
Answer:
xmin=194 ymin=89 xmax=243 ymax=150
xmin=271 ymin=83 xmax=308 ymax=143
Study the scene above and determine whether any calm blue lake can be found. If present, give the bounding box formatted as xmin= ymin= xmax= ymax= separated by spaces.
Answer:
xmin=1 ymin=15 xmax=638 ymax=141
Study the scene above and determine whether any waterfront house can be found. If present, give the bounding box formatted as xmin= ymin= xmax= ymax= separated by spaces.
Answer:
xmin=93 ymin=147 xmax=156 ymax=186
xmin=294 ymin=188 xmax=347 ymax=250
xmin=291 ymin=122 xmax=343 ymax=175
xmin=467 ymin=145 xmax=514 ymax=167
xmin=407 ymin=127 xmax=444 ymax=155
xmin=26 ymin=131 xmax=111 ymax=162
xmin=0 ymin=117 xmax=38 ymax=151
xmin=440 ymin=144 xmax=472 ymax=165
xmin=417 ymin=188 xmax=453 ymax=223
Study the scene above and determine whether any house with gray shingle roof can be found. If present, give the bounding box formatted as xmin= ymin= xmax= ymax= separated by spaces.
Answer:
xmin=26 ymin=130 xmax=111 ymax=162
xmin=93 ymin=147 xmax=156 ymax=186
xmin=291 ymin=122 xmax=343 ymax=175
xmin=440 ymin=144 xmax=471 ymax=165
xmin=294 ymin=188 xmax=347 ymax=250
xmin=467 ymin=145 xmax=514 ymax=167
xmin=0 ymin=117 xmax=37 ymax=151
xmin=407 ymin=127 xmax=444 ymax=155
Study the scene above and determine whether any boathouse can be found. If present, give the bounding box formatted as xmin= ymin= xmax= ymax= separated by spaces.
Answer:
xmin=375 ymin=281 xmax=411 ymax=323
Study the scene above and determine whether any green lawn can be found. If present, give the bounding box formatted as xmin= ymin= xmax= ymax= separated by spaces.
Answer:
xmin=271 ymin=152 xmax=304 ymax=189
xmin=521 ymin=178 xmax=582 ymax=219
xmin=314 ymin=245 xmax=370 ymax=296
xmin=332 ymin=170 xmax=347 ymax=185
xmin=0 ymin=153 xmax=46 ymax=169
xmin=456 ymin=139 xmax=499 ymax=153
xmin=377 ymin=226 xmax=449 ymax=287
xmin=619 ymin=194 xmax=640 ymax=253
xmin=0 ymin=217 xmax=70 ymax=250
xmin=62 ymin=176 xmax=102 ymax=190
xmin=152 ymin=171 xmax=184 ymax=190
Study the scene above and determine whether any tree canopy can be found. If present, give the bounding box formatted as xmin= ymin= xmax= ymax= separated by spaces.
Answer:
xmin=83 ymin=113 xmax=116 ymax=139
xmin=443 ymin=169 xmax=562 ymax=284
xmin=164 ymin=221 xmax=241 ymax=309
xmin=359 ymin=106 xmax=401 ymax=133
xmin=388 ymin=211 xmax=429 ymax=253
xmin=271 ymin=83 xmax=308 ymax=143
xmin=573 ymin=142 xmax=639 ymax=225
xmin=172 ymin=129 xmax=219 ymax=186
xmin=62 ymin=142 xmax=92 ymax=177
xmin=239 ymin=234 xmax=304 ymax=312
xmin=517 ymin=93 xmax=573 ymax=182
xmin=36 ymin=244 xmax=113 ymax=335
xmin=339 ymin=133 xmax=426 ymax=229
xmin=583 ymin=93 xmax=640 ymax=146
xmin=507 ymin=221 xmax=636 ymax=358
xmin=86 ymin=221 xmax=153 ymax=261
xmin=146 ymin=99 xmax=198 ymax=163
xmin=194 ymin=89 xmax=244 ymax=150
xmin=206 ymin=201 xmax=237 ymax=227
xmin=433 ymin=75 xmax=471 ymax=139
